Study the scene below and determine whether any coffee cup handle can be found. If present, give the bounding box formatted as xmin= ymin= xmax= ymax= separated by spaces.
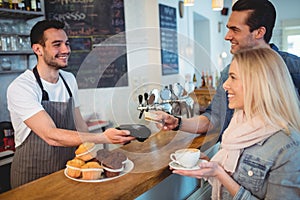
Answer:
xmin=170 ymin=153 xmax=176 ymax=161
xmin=170 ymin=153 xmax=181 ymax=165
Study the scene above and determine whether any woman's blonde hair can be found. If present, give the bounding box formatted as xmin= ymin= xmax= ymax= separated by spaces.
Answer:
xmin=233 ymin=47 xmax=300 ymax=133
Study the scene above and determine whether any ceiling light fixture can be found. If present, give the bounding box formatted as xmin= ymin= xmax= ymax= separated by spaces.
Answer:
xmin=212 ymin=0 xmax=224 ymax=11
xmin=184 ymin=0 xmax=194 ymax=7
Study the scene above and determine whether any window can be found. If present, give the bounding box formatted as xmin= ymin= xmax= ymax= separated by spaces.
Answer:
xmin=282 ymin=19 xmax=300 ymax=57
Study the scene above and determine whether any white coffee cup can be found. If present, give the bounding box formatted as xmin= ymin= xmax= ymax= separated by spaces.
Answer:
xmin=170 ymin=148 xmax=200 ymax=168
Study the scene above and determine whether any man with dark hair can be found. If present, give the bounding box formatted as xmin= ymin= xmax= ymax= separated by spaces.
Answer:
xmin=7 ymin=19 xmax=135 ymax=188
xmin=157 ymin=0 xmax=300 ymax=139
xmin=231 ymin=0 xmax=276 ymax=43
xmin=30 ymin=20 xmax=65 ymax=47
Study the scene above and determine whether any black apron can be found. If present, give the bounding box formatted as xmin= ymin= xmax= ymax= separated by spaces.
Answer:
xmin=11 ymin=67 xmax=77 ymax=188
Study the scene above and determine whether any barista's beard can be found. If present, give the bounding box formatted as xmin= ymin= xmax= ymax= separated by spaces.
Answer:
xmin=52 ymin=64 xmax=68 ymax=70
xmin=44 ymin=54 xmax=69 ymax=70
xmin=48 ymin=62 xmax=68 ymax=70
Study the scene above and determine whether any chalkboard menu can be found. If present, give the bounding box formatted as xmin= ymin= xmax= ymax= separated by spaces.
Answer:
xmin=45 ymin=0 xmax=128 ymax=89
xmin=159 ymin=4 xmax=179 ymax=75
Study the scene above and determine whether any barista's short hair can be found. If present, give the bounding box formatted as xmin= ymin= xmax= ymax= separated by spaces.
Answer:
xmin=30 ymin=19 xmax=65 ymax=47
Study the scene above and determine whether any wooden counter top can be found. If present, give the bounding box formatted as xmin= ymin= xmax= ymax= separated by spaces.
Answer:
xmin=0 ymin=130 xmax=218 ymax=200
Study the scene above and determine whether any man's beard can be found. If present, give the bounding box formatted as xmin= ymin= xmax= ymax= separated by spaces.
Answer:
xmin=44 ymin=54 xmax=69 ymax=70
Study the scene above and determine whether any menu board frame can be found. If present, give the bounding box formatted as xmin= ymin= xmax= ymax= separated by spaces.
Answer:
xmin=45 ymin=0 xmax=128 ymax=89
xmin=159 ymin=4 xmax=179 ymax=75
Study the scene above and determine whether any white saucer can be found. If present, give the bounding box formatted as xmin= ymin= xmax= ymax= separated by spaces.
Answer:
xmin=169 ymin=159 xmax=207 ymax=170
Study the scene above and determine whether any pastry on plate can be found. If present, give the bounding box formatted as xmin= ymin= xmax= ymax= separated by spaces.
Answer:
xmin=81 ymin=161 xmax=103 ymax=180
xmin=66 ymin=158 xmax=85 ymax=178
xmin=75 ymin=142 xmax=97 ymax=161
xmin=96 ymin=148 xmax=111 ymax=163
xmin=111 ymin=151 xmax=128 ymax=164
xmin=102 ymin=153 xmax=124 ymax=178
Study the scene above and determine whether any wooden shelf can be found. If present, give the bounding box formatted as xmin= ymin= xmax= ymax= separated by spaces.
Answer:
xmin=191 ymin=87 xmax=216 ymax=114
xmin=0 ymin=70 xmax=25 ymax=74
xmin=193 ymin=87 xmax=216 ymax=105
xmin=0 ymin=50 xmax=33 ymax=55
xmin=0 ymin=8 xmax=44 ymax=19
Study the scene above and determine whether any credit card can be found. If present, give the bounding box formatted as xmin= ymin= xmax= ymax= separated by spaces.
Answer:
xmin=144 ymin=112 xmax=163 ymax=123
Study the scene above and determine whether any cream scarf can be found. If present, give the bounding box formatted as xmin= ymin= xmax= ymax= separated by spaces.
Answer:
xmin=209 ymin=110 xmax=280 ymax=200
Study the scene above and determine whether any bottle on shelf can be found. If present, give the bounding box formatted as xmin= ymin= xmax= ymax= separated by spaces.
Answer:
xmin=201 ymin=71 xmax=206 ymax=88
xmin=18 ymin=0 xmax=26 ymax=10
xmin=205 ymin=71 xmax=209 ymax=87
xmin=36 ymin=0 xmax=40 ymax=11
xmin=193 ymin=73 xmax=197 ymax=89
xmin=8 ymin=0 xmax=12 ymax=9
xmin=12 ymin=0 xmax=18 ymax=9
xmin=24 ymin=0 xmax=30 ymax=11
xmin=208 ymin=75 xmax=213 ymax=88
xmin=215 ymin=71 xmax=219 ymax=88
xmin=30 ymin=0 xmax=36 ymax=11
xmin=0 ymin=0 xmax=3 ymax=8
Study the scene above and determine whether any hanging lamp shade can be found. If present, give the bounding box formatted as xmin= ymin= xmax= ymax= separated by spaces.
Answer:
xmin=212 ymin=0 xmax=224 ymax=11
xmin=184 ymin=0 xmax=194 ymax=6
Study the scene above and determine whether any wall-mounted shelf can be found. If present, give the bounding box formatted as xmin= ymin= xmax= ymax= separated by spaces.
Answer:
xmin=0 ymin=8 xmax=44 ymax=19
xmin=0 ymin=2 xmax=44 ymax=76
xmin=0 ymin=50 xmax=33 ymax=55
xmin=0 ymin=70 xmax=26 ymax=74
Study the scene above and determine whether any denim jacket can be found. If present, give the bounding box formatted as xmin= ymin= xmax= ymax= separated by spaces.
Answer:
xmin=202 ymin=44 xmax=300 ymax=139
xmin=220 ymin=129 xmax=300 ymax=200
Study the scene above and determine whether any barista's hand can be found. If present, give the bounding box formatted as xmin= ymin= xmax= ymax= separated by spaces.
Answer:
xmin=103 ymin=128 xmax=135 ymax=144
xmin=155 ymin=111 xmax=179 ymax=131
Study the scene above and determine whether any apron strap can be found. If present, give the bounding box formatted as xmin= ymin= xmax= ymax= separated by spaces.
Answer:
xmin=33 ymin=66 xmax=49 ymax=101
xmin=33 ymin=66 xmax=73 ymax=101
xmin=59 ymin=73 xmax=73 ymax=98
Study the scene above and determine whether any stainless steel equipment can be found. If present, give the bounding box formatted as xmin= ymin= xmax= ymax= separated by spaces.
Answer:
xmin=137 ymin=83 xmax=195 ymax=118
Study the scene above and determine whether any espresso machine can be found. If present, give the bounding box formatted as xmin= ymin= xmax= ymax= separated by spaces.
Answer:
xmin=137 ymin=82 xmax=195 ymax=119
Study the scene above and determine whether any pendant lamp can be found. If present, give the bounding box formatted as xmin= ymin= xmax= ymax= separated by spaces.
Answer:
xmin=212 ymin=0 xmax=224 ymax=11
xmin=184 ymin=0 xmax=194 ymax=6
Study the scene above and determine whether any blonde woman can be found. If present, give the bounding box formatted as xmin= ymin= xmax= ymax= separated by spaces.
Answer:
xmin=171 ymin=48 xmax=300 ymax=200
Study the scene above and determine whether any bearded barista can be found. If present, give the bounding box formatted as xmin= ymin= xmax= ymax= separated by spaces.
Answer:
xmin=7 ymin=20 xmax=135 ymax=188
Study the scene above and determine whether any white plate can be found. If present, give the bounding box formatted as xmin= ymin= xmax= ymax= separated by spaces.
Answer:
xmin=64 ymin=159 xmax=134 ymax=183
xmin=169 ymin=159 xmax=207 ymax=170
